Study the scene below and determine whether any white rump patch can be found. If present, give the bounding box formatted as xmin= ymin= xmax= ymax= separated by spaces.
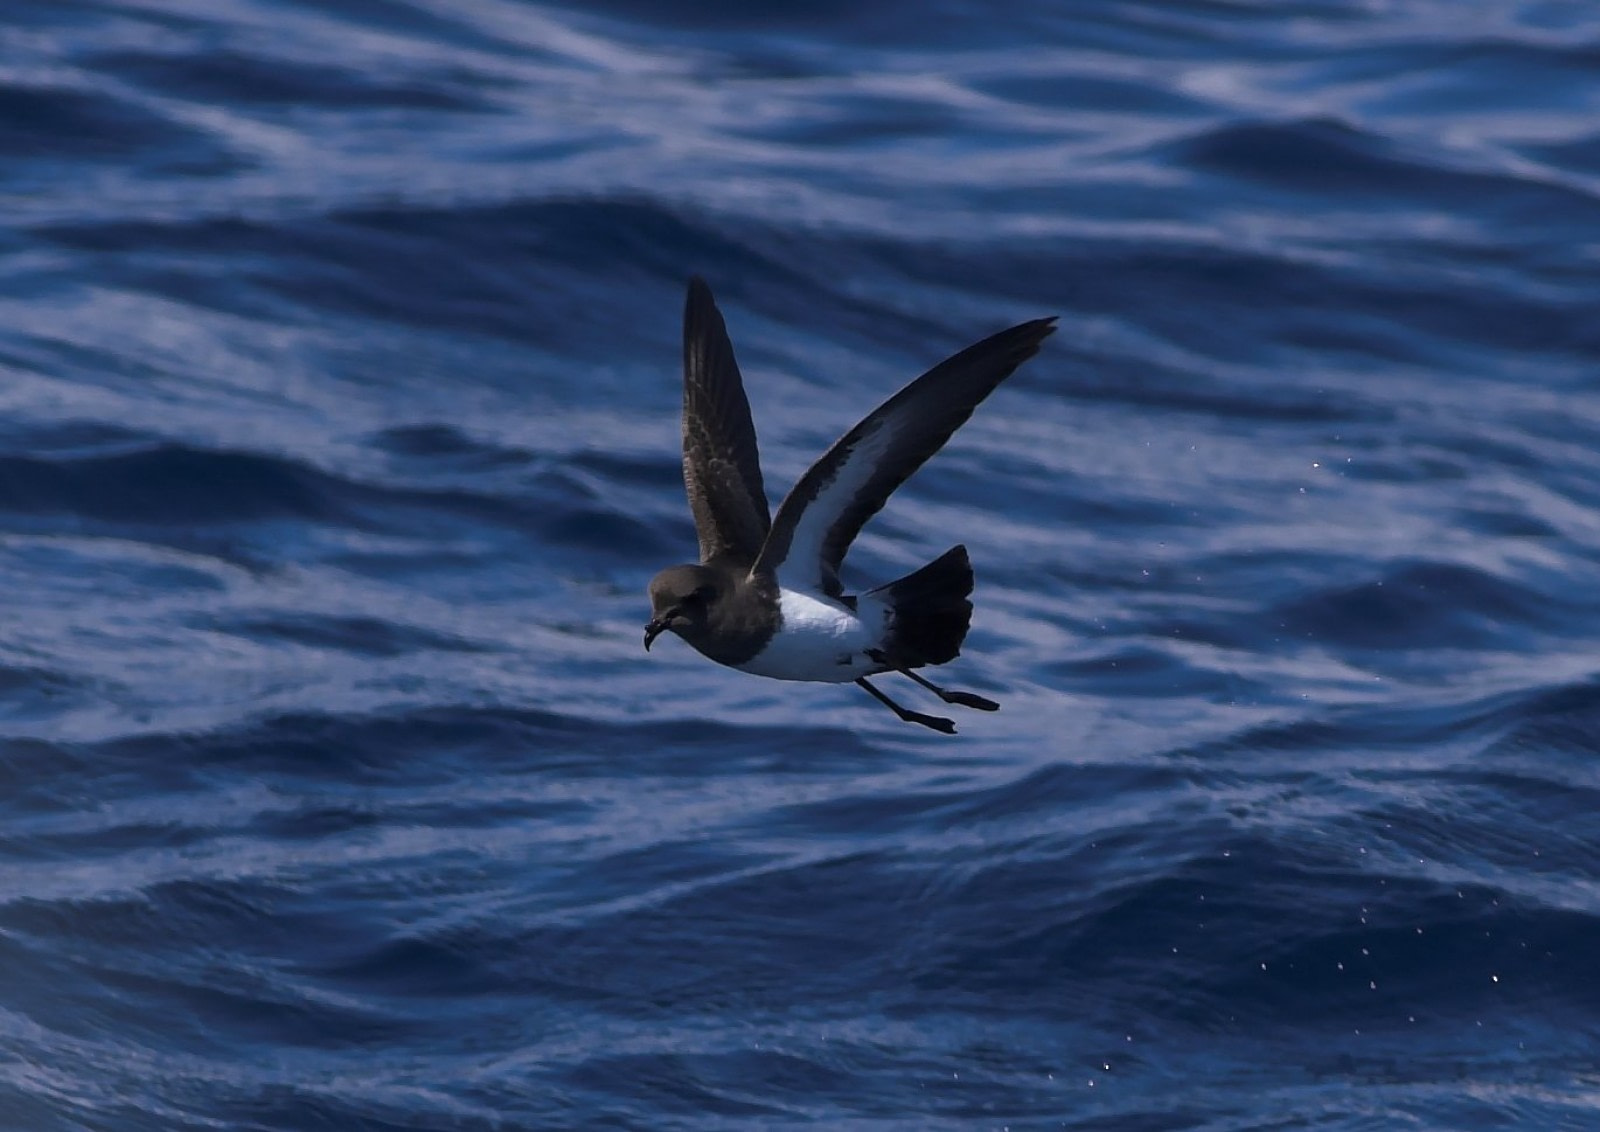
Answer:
xmin=736 ymin=588 xmax=889 ymax=683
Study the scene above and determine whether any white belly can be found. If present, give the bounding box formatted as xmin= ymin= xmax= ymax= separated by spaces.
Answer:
xmin=736 ymin=589 xmax=886 ymax=683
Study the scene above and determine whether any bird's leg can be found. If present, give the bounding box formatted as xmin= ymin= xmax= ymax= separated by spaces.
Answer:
xmin=855 ymin=677 xmax=956 ymax=734
xmin=899 ymin=667 xmax=1001 ymax=711
xmin=866 ymin=651 xmax=1000 ymax=712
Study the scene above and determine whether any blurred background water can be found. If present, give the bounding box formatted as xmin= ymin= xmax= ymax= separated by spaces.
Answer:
xmin=3 ymin=1 xmax=1600 ymax=1128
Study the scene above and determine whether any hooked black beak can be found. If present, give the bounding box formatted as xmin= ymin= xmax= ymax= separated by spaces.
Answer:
xmin=643 ymin=617 xmax=669 ymax=651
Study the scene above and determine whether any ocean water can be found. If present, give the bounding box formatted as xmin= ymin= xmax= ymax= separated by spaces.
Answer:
xmin=3 ymin=1 xmax=1600 ymax=1128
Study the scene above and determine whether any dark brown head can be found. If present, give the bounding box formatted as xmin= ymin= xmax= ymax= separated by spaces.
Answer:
xmin=644 ymin=564 xmax=723 ymax=651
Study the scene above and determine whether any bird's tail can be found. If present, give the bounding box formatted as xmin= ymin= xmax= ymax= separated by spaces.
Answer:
xmin=867 ymin=545 xmax=974 ymax=667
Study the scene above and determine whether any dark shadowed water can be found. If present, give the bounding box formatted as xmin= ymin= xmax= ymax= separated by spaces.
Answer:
xmin=3 ymin=1 xmax=1600 ymax=1129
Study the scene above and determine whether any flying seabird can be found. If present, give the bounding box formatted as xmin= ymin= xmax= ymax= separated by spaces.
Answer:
xmin=645 ymin=278 xmax=1055 ymax=733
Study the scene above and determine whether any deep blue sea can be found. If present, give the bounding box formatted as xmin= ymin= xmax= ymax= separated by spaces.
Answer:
xmin=4 ymin=1 xmax=1600 ymax=1128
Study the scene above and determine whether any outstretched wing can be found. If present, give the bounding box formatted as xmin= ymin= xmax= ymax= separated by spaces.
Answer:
xmin=681 ymin=277 xmax=771 ymax=566
xmin=753 ymin=317 xmax=1056 ymax=596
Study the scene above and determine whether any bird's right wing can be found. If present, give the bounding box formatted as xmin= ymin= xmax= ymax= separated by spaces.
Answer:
xmin=681 ymin=277 xmax=772 ymax=566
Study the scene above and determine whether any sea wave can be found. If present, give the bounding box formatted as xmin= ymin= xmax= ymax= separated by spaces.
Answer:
xmin=3 ymin=0 xmax=1599 ymax=1129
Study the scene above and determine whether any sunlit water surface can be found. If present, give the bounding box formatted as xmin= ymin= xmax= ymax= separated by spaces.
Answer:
xmin=3 ymin=1 xmax=1599 ymax=1128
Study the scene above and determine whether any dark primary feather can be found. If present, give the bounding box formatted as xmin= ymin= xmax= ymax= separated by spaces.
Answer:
xmin=753 ymin=317 xmax=1057 ymax=595
xmin=681 ymin=278 xmax=772 ymax=566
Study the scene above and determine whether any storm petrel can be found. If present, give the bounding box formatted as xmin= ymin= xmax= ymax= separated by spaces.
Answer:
xmin=645 ymin=278 xmax=1055 ymax=733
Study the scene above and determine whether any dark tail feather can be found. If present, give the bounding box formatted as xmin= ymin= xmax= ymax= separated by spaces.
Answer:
xmin=867 ymin=545 xmax=974 ymax=667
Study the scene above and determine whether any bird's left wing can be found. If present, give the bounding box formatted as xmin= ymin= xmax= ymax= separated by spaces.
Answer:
xmin=752 ymin=317 xmax=1056 ymax=596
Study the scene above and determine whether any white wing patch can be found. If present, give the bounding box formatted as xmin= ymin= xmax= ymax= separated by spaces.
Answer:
xmin=775 ymin=420 xmax=897 ymax=592
xmin=735 ymin=589 xmax=889 ymax=683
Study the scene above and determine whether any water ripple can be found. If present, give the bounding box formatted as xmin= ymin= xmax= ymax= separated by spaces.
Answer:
xmin=3 ymin=1 xmax=1597 ymax=1129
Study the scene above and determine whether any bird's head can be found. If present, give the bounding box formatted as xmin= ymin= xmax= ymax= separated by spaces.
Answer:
xmin=644 ymin=564 xmax=723 ymax=651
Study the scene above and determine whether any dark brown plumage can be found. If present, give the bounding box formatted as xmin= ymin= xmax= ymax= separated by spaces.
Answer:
xmin=753 ymin=318 xmax=1057 ymax=597
xmin=680 ymin=278 xmax=770 ymax=567
xmin=645 ymin=278 xmax=1055 ymax=732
